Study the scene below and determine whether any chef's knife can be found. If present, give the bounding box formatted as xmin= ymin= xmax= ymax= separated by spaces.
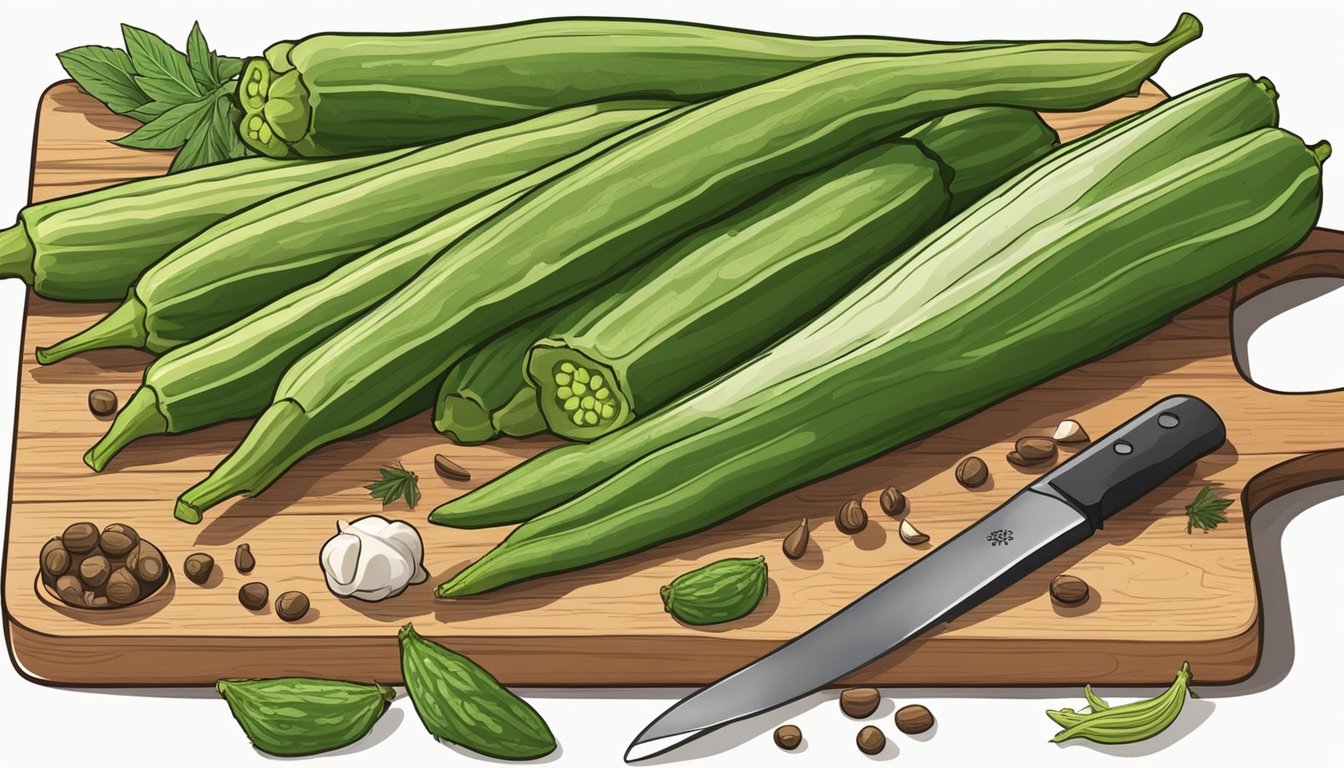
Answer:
xmin=626 ymin=395 xmax=1224 ymax=762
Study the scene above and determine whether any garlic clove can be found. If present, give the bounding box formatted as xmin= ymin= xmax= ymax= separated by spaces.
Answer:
xmin=899 ymin=518 xmax=930 ymax=546
xmin=1053 ymin=419 xmax=1090 ymax=444
xmin=321 ymin=521 xmax=362 ymax=588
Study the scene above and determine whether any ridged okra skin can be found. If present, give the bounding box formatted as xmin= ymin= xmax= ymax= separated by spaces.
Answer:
xmin=0 ymin=150 xmax=404 ymax=301
xmin=34 ymin=102 xmax=668 ymax=365
xmin=426 ymin=74 xmax=1285 ymax=532
xmin=237 ymin=14 xmax=1200 ymax=158
xmin=175 ymin=29 xmax=1201 ymax=523
xmin=435 ymin=125 xmax=1328 ymax=597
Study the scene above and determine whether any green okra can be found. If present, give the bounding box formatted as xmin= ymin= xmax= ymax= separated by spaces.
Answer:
xmin=175 ymin=29 xmax=1201 ymax=524
xmin=84 ymin=107 xmax=683 ymax=471
xmin=433 ymin=85 xmax=1323 ymax=597
xmin=661 ymin=556 xmax=769 ymax=625
xmin=428 ymin=74 xmax=1282 ymax=530
xmin=216 ymin=677 xmax=394 ymax=757
xmin=236 ymin=16 xmax=1196 ymax=158
xmin=0 ymin=149 xmax=407 ymax=302
xmin=35 ymin=101 xmax=670 ymax=364
xmin=1047 ymin=662 xmax=1192 ymax=743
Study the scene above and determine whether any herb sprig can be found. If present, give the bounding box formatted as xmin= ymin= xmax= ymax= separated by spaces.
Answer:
xmin=365 ymin=462 xmax=422 ymax=510
xmin=1184 ymin=484 xmax=1232 ymax=534
xmin=57 ymin=22 xmax=253 ymax=172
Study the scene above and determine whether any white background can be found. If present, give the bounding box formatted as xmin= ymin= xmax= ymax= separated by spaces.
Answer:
xmin=2 ymin=1 xmax=1342 ymax=765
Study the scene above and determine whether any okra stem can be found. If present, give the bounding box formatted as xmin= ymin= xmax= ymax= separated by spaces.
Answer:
xmin=491 ymin=389 xmax=548 ymax=439
xmin=1311 ymin=141 xmax=1332 ymax=163
xmin=0 ymin=225 xmax=35 ymax=285
xmin=83 ymin=388 xmax=169 ymax=472
xmin=35 ymin=298 xmax=148 ymax=364
xmin=434 ymin=393 xmax=498 ymax=445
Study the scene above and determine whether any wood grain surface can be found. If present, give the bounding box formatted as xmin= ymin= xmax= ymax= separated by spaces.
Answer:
xmin=7 ymin=81 xmax=1343 ymax=687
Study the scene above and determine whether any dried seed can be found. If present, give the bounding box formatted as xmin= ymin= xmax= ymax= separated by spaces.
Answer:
xmin=88 ymin=389 xmax=118 ymax=416
xmin=183 ymin=553 xmax=215 ymax=585
xmin=127 ymin=541 xmax=166 ymax=583
xmin=106 ymin=567 xmax=142 ymax=605
xmin=98 ymin=523 xmax=139 ymax=557
xmin=782 ymin=518 xmax=809 ymax=560
xmin=1006 ymin=450 xmax=1029 ymax=466
xmin=40 ymin=538 xmax=70 ymax=580
xmin=955 ymin=456 xmax=989 ymax=488
xmin=1050 ymin=574 xmax=1090 ymax=605
xmin=235 ymin=543 xmax=256 ymax=574
xmin=856 ymin=725 xmax=886 ymax=755
xmin=840 ymin=687 xmax=881 ymax=718
xmin=239 ymin=582 xmax=269 ymax=610
xmin=434 ymin=454 xmax=471 ymax=481
xmin=55 ymin=574 xmax=84 ymax=605
xmin=61 ymin=522 xmax=99 ymax=554
xmin=79 ymin=554 xmax=111 ymax=588
xmin=898 ymin=518 xmax=930 ymax=546
xmin=895 ymin=704 xmax=935 ymax=734
xmin=276 ymin=591 xmax=311 ymax=622
xmin=879 ymin=486 xmax=906 ymax=517
xmin=1014 ymin=436 xmax=1058 ymax=465
xmin=1053 ymin=419 xmax=1090 ymax=444
xmin=773 ymin=724 xmax=802 ymax=750
xmin=836 ymin=499 xmax=867 ymax=534
xmin=85 ymin=595 xmax=109 ymax=608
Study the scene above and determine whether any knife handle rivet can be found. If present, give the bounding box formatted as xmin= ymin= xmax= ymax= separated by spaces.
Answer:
xmin=1158 ymin=412 xmax=1180 ymax=428
xmin=1113 ymin=440 xmax=1134 ymax=455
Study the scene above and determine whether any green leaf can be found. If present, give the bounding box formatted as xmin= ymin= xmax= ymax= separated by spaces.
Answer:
xmin=57 ymin=46 xmax=149 ymax=114
xmin=1184 ymin=484 xmax=1233 ymax=534
xmin=185 ymin=22 xmax=216 ymax=94
xmin=113 ymin=95 xmax=214 ymax=150
xmin=365 ymin=462 xmax=421 ymax=510
xmin=122 ymin=23 xmax=200 ymax=101
xmin=215 ymin=101 xmax=255 ymax=160
xmin=217 ymin=55 xmax=245 ymax=81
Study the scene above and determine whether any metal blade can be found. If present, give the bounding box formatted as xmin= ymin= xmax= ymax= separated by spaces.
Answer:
xmin=625 ymin=489 xmax=1092 ymax=762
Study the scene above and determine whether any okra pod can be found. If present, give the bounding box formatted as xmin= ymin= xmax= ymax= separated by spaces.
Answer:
xmin=0 ymin=150 xmax=407 ymax=301
xmin=35 ymin=101 xmax=670 ymax=364
xmin=432 ymin=102 xmax=1326 ymax=596
xmin=175 ymin=29 xmax=1200 ymax=523
xmin=430 ymin=74 xmax=1283 ymax=529
xmin=237 ymin=16 xmax=1196 ymax=157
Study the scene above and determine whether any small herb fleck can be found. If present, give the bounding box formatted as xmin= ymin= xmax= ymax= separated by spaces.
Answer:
xmin=1184 ymin=484 xmax=1232 ymax=534
xmin=365 ymin=461 xmax=421 ymax=510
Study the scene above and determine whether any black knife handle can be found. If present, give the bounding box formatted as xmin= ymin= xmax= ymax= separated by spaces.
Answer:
xmin=1037 ymin=395 xmax=1225 ymax=531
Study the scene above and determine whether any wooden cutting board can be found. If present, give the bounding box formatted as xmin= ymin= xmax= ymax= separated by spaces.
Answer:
xmin=6 ymin=81 xmax=1343 ymax=688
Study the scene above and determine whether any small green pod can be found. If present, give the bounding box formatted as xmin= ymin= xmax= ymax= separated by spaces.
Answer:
xmin=215 ymin=677 xmax=394 ymax=757
xmin=661 ymin=556 xmax=768 ymax=625
xmin=399 ymin=624 xmax=556 ymax=760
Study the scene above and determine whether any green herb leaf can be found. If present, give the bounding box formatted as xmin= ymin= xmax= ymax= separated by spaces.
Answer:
xmin=56 ymin=46 xmax=149 ymax=114
xmin=185 ymin=22 xmax=216 ymax=94
xmin=114 ymin=95 xmax=215 ymax=150
xmin=122 ymin=23 xmax=200 ymax=102
xmin=365 ymin=462 xmax=421 ymax=510
xmin=1184 ymin=484 xmax=1233 ymax=534
xmin=216 ymin=56 xmax=245 ymax=81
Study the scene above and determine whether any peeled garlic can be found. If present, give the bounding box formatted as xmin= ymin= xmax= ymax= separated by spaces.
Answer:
xmin=1053 ymin=419 xmax=1090 ymax=444
xmin=320 ymin=516 xmax=429 ymax=601
xmin=898 ymin=518 xmax=930 ymax=546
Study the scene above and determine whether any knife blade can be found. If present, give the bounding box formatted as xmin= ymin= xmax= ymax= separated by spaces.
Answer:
xmin=625 ymin=395 xmax=1225 ymax=762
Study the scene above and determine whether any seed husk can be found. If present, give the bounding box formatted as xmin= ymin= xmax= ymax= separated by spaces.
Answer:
xmin=98 ymin=523 xmax=139 ymax=557
xmin=276 ymin=591 xmax=311 ymax=622
xmin=235 ymin=543 xmax=256 ymax=574
xmin=40 ymin=538 xmax=70 ymax=580
xmin=879 ymin=486 xmax=906 ymax=517
xmin=782 ymin=518 xmax=809 ymax=560
xmin=898 ymin=518 xmax=930 ymax=546
xmin=434 ymin=454 xmax=471 ymax=481
xmin=836 ymin=499 xmax=867 ymax=534
xmin=856 ymin=725 xmax=886 ymax=755
xmin=88 ymin=388 xmax=118 ymax=415
xmin=895 ymin=704 xmax=935 ymax=734
xmin=1050 ymin=574 xmax=1090 ymax=605
xmin=1053 ymin=419 xmax=1090 ymax=444
xmin=106 ymin=567 xmax=142 ymax=605
xmin=239 ymin=582 xmax=269 ymax=610
xmin=184 ymin=553 xmax=215 ymax=585
xmin=1011 ymin=436 xmax=1058 ymax=466
xmin=79 ymin=554 xmax=111 ymax=588
xmin=55 ymin=574 xmax=84 ymax=605
xmin=127 ymin=540 xmax=166 ymax=583
xmin=840 ymin=687 xmax=881 ymax=718
xmin=61 ymin=521 xmax=99 ymax=554
xmin=84 ymin=591 xmax=108 ymax=608
xmin=956 ymin=456 xmax=989 ymax=488
xmin=773 ymin=724 xmax=803 ymax=750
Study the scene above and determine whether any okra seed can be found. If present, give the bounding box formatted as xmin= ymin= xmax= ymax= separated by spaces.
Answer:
xmin=258 ymin=124 xmax=274 ymax=143
xmin=248 ymin=130 xmax=259 ymax=140
xmin=601 ymin=404 xmax=615 ymax=419
xmin=246 ymin=81 xmax=260 ymax=97
xmin=555 ymin=372 xmax=571 ymax=386
xmin=248 ymin=115 xmax=263 ymax=130
xmin=583 ymin=411 xmax=598 ymax=425
xmin=590 ymin=375 xmax=604 ymax=389
xmin=560 ymin=362 xmax=575 ymax=374
xmin=563 ymin=396 xmax=580 ymax=412
xmin=595 ymin=387 xmax=610 ymax=400
xmin=581 ymin=396 xmax=595 ymax=409
xmin=571 ymin=412 xmax=585 ymax=426
xmin=572 ymin=381 xmax=588 ymax=396
xmin=574 ymin=368 xmax=590 ymax=383
xmin=557 ymin=386 xmax=573 ymax=399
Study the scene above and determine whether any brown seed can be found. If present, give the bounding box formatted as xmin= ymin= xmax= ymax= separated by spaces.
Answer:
xmin=98 ymin=523 xmax=139 ymax=557
xmin=1012 ymin=436 xmax=1058 ymax=466
xmin=856 ymin=725 xmax=886 ymax=755
xmin=106 ymin=567 xmax=142 ymax=605
xmin=276 ymin=591 xmax=310 ymax=622
xmin=840 ymin=687 xmax=881 ymax=718
xmin=773 ymin=724 xmax=803 ymax=750
xmin=55 ymin=574 xmax=84 ymax=605
xmin=127 ymin=541 xmax=166 ymax=583
xmin=86 ymin=595 xmax=110 ymax=608
xmin=183 ymin=553 xmax=215 ymax=585
xmin=895 ymin=704 xmax=935 ymax=734
xmin=782 ymin=518 xmax=809 ymax=560
xmin=235 ymin=543 xmax=256 ymax=574
xmin=79 ymin=554 xmax=111 ymax=588
xmin=898 ymin=518 xmax=930 ymax=546
xmin=82 ymin=590 xmax=99 ymax=606
xmin=88 ymin=389 xmax=118 ymax=416
xmin=1050 ymin=574 xmax=1090 ymax=605
xmin=434 ymin=454 xmax=471 ymax=481
xmin=955 ymin=456 xmax=989 ymax=488
xmin=61 ymin=522 xmax=100 ymax=554
xmin=239 ymin=582 xmax=269 ymax=611
xmin=879 ymin=486 xmax=907 ymax=517
xmin=1053 ymin=419 xmax=1090 ymax=444
xmin=836 ymin=499 xmax=867 ymax=534
xmin=40 ymin=538 xmax=70 ymax=580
